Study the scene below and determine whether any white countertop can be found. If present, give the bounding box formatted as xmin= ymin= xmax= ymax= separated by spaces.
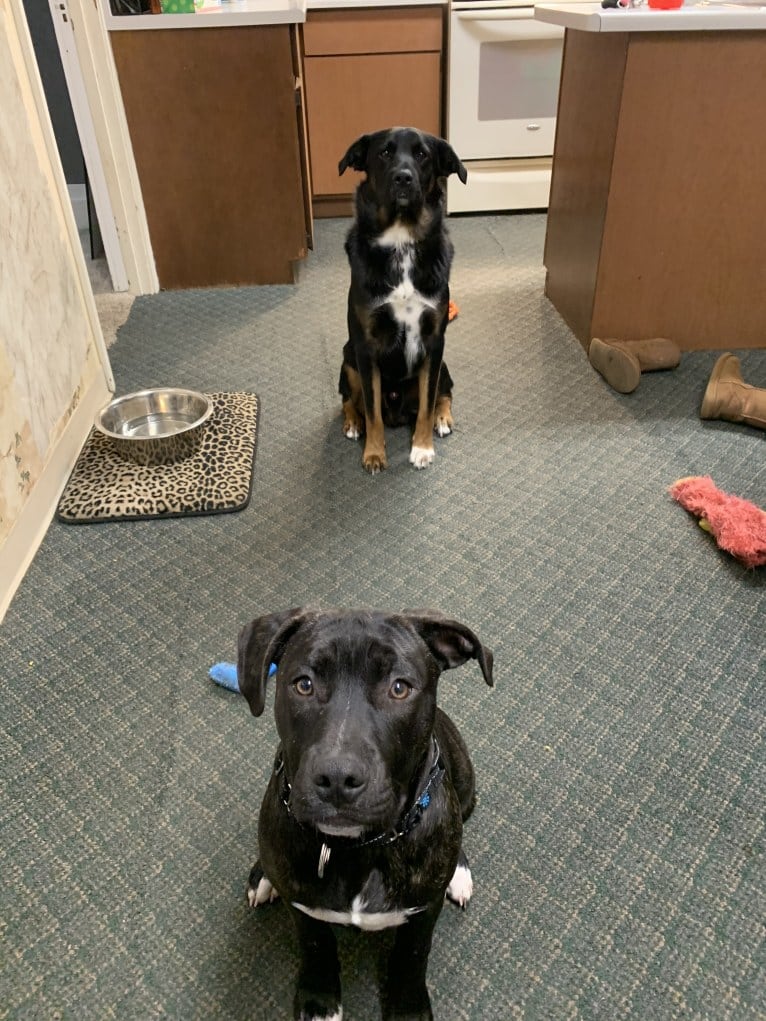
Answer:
xmin=104 ymin=0 xmax=445 ymax=30
xmin=309 ymin=0 xmax=445 ymax=7
xmin=535 ymin=0 xmax=766 ymax=31
xmin=104 ymin=0 xmax=307 ymax=30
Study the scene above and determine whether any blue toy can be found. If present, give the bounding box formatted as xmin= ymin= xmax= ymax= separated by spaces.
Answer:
xmin=209 ymin=661 xmax=276 ymax=693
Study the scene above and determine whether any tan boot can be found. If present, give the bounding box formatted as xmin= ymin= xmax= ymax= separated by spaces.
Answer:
xmin=588 ymin=337 xmax=681 ymax=394
xmin=700 ymin=353 xmax=766 ymax=431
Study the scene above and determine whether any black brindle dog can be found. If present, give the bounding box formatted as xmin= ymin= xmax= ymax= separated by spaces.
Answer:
xmin=239 ymin=607 xmax=493 ymax=1020
xmin=337 ymin=127 xmax=467 ymax=473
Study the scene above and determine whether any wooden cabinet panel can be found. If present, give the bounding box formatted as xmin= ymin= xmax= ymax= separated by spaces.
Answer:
xmin=111 ymin=25 xmax=310 ymax=288
xmin=303 ymin=7 xmax=442 ymax=57
xmin=306 ymin=52 xmax=441 ymax=196
xmin=545 ymin=29 xmax=766 ymax=351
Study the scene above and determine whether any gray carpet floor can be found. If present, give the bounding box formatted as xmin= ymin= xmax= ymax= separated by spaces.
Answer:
xmin=2 ymin=214 xmax=764 ymax=1020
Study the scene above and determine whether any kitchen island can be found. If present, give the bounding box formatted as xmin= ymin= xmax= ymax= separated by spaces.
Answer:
xmin=105 ymin=0 xmax=312 ymax=288
xmin=535 ymin=2 xmax=766 ymax=351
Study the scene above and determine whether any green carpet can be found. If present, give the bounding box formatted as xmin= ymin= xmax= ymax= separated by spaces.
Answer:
xmin=2 ymin=215 xmax=764 ymax=1020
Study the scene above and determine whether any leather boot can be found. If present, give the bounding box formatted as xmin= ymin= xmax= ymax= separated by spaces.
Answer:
xmin=588 ymin=337 xmax=681 ymax=394
xmin=700 ymin=353 xmax=766 ymax=431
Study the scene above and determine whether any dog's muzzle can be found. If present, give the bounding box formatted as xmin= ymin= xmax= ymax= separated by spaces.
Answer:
xmin=274 ymin=738 xmax=445 ymax=850
xmin=312 ymin=753 xmax=369 ymax=811
xmin=391 ymin=167 xmax=419 ymax=208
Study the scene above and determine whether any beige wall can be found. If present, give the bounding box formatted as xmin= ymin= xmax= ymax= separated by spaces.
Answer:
xmin=0 ymin=3 xmax=112 ymax=619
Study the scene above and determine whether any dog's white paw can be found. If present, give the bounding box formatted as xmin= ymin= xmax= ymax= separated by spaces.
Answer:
xmin=248 ymin=874 xmax=280 ymax=908
xmin=409 ymin=445 xmax=435 ymax=469
xmin=344 ymin=424 xmax=361 ymax=441
xmin=446 ymin=862 xmax=473 ymax=909
xmin=434 ymin=420 xmax=452 ymax=438
xmin=300 ymin=1010 xmax=343 ymax=1021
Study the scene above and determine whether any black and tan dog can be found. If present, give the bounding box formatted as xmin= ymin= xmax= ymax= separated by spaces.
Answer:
xmin=337 ymin=127 xmax=467 ymax=473
xmin=238 ymin=607 xmax=493 ymax=1020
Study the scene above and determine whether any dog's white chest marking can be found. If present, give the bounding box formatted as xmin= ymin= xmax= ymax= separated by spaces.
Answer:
xmin=374 ymin=225 xmax=436 ymax=373
xmin=293 ymin=894 xmax=425 ymax=932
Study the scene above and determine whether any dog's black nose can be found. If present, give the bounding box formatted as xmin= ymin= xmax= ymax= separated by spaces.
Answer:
xmin=313 ymin=757 xmax=368 ymax=806
xmin=394 ymin=168 xmax=413 ymax=188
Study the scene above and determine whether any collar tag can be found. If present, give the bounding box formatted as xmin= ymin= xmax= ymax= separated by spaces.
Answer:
xmin=318 ymin=842 xmax=332 ymax=878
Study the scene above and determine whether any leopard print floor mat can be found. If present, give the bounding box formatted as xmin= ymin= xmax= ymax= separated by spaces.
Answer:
xmin=57 ymin=392 xmax=258 ymax=524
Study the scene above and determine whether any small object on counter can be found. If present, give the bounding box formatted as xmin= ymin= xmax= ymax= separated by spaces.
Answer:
xmin=648 ymin=0 xmax=683 ymax=8
xmin=160 ymin=0 xmax=201 ymax=11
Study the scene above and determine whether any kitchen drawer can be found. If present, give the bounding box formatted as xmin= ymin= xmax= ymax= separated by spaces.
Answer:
xmin=304 ymin=8 xmax=443 ymax=56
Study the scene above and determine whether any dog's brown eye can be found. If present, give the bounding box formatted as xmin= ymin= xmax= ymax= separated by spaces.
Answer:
xmin=294 ymin=677 xmax=314 ymax=697
xmin=414 ymin=149 xmax=426 ymax=161
xmin=389 ymin=679 xmax=411 ymax=700
xmin=381 ymin=148 xmax=392 ymax=161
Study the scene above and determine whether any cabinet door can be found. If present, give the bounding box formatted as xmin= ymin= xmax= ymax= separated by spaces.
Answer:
xmin=112 ymin=25 xmax=309 ymax=287
xmin=305 ymin=52 xmax=442 ymax=198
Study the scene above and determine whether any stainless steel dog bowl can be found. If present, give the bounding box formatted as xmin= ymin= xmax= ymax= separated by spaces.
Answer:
xmin=95 ymin=388 xmax=213 ymax=466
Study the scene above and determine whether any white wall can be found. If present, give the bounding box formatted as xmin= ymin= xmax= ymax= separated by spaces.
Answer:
xmin=0 ymin=2 xmax=113 ymax=621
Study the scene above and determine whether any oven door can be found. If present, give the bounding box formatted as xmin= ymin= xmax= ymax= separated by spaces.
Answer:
xmin=448 ymin=7 xmax=564 ymax=161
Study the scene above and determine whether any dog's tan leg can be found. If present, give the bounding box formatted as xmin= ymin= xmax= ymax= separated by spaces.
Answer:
xmin=410 ymin=360 xmax=436 ymax=469
xmin=341 ymin=364 xmax=365 ymax=441
xmin=434 ymin=393 xmax=454 ymax=438
xmin=363 ymin=366 xmax=387 ymax=473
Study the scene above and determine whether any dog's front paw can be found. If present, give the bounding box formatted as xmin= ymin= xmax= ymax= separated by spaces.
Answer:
xmin=363 ymin=452 xmax=387 ymax=474
xmin=446 ymin=860 xmax=473 ymax=910
xmin=297 ymin=1002 xmax=343 ymax=1021
xmin=409 ymin=446 xmax=435 ymax=469
xmin=433 ymin=396 xmax=453 ymax=438
xmin=247 ymin=864 xmax=280 ymax=908
xmin=344 ymin=423 xmax=361 ymax=441
xmin=433 ymin=403 xmax=453 ymax=438
xmin=342 ymin=403 xmax=363 ymax=441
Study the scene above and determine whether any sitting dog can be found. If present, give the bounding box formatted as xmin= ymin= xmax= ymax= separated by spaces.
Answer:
xmin=238 ymin=607 xmax=494 ymax=1020
xmin=337 ymin=127 xmax=467 ymax=473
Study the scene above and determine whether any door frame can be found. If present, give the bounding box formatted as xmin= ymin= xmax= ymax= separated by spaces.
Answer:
xmin=48 ymin=0 xmax=129 ymax=291
xmin=42 ymin=0 xmax=159 ymax=295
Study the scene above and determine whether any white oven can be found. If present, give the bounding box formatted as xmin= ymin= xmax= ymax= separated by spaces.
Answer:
xmin=447 ymin=0 xmax=565 ymax=213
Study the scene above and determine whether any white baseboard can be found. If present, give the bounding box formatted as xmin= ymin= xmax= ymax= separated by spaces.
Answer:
xmin=0 ymin=374 xmax=112 ymax=624
xmin=68 ymin=182 xmax=88 ymax=233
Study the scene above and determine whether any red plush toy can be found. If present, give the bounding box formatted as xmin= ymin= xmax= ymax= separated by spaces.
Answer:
xmin=669 ymin=476 xmax=766 ymax=568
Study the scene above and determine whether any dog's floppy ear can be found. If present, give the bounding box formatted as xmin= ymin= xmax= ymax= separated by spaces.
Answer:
xmin=403 ymin=611 xmax=493 ymax=686
xmin=339 ymin=134 xmax=371 ymax=176
xmin=237 ymin=608 xmax=318 ymax=716
xmin=431 ymin=138 xmax=468 ymax=185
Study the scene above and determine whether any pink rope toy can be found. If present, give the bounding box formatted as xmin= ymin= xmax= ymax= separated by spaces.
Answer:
xmin=669 ymin=476 xmax=766 ymax=569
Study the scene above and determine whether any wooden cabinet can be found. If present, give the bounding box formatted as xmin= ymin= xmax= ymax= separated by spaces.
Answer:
xmin=302 ymin=7 xmax=444 ymax=215
xmin=110 ymin=24 xmax=312 ymax=288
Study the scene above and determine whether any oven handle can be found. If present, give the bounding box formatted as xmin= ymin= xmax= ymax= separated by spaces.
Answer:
xmin=454 ymin=9 xmax=565 ymax=39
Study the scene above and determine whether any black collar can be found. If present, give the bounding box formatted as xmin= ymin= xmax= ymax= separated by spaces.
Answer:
xmin=274 ymin=736 xmax=445 ymax=851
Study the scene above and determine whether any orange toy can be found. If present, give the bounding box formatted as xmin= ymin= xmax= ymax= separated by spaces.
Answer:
xmin=669 ymin=476 xmax=766 ymax=568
